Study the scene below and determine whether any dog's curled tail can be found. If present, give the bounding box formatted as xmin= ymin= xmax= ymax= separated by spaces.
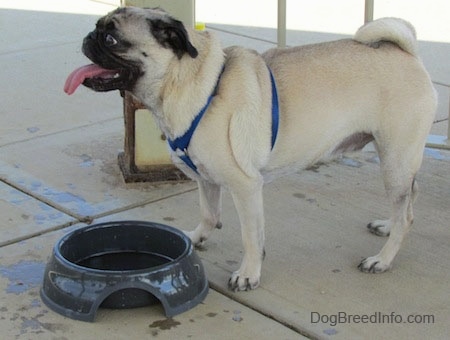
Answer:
xmin=354 ymin=17 xmax=418 ymax=57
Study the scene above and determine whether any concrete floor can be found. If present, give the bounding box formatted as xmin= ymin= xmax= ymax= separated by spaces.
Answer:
xmin=1 ymin=1 xmax=449 ymax=339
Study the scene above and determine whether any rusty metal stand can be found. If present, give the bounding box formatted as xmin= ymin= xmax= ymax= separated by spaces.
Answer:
xmin=118 ymin=91 xmax=189 ymax=183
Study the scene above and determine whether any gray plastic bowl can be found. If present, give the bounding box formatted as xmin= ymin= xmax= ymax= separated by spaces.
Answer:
xmin=40 ymin=221 xmax=208 ymax=322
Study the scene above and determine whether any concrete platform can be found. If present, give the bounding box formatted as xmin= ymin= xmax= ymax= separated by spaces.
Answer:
xmin=1 ymin=1 xmax=449 ymax=339
xmin=93 ymin=150 xmax=450 ymax=339
xmin=0 ymin=225 xmax=302 ymax=339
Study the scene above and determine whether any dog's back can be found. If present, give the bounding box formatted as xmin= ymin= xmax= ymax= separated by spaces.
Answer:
xmin=262 ymin=18 xmax=436 ymax=175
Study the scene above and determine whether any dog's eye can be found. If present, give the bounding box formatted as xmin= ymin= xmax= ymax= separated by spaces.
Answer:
xmin=105 ymin=34 xmax=118 ymax=47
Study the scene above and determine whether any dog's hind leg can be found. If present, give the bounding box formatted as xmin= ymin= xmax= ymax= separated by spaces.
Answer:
xmin=184 ymin=180 xmax=222 ymax=246
xmin=359 ymin=145 xmax=422 ymax=273
xmin=361 ymin=78 xmax=435 ymax=256
xmin=366 ymin=179 xmax=418 ymax=237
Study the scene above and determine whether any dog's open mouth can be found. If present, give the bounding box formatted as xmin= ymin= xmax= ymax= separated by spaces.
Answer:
xmin=64 ymin=64 xmax=125 ymax=95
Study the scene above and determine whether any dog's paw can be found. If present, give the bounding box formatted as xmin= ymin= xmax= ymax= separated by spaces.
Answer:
xmin=227 ymin=253 xmax=263 ymax=291
xmin=182 ymin=229 xmax=207 ymax=247
xmin=228 ymin=271 xmax=260 ymax=292
xmin=358 ymin=255 xmax=391 ymax=273
xmin=367 ymin=220 xmax=390 ymax=236
xmin=183 ymin=222 xmax=222 ymax=248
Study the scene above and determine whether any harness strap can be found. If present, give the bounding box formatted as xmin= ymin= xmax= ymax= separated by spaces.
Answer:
xmin=168 ymin=93 xmax=214 ymax=157
xmin=168 ymin=66 xmax=279 ymax=174
xmin=269 ymin=69 xmax=279 ymax=150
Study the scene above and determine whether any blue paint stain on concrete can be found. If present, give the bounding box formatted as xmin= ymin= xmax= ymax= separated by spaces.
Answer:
xmin=9 ymin=195 xmax=32 ymax=205
xmin=34 ymin=214 xmax=47 ymax=223
xmin=26 ymin=127 xmax=40 ymax=133
xmin=0 ymin=261 xmax=45 ymax=294
xmin=30 ymin=180 xmax=42 ymax=191
xmin=323 ymin=328 xmax=338 ymax=336
xmin=43 ymin=190 xmax=81 ymax=203
xmin=366 ymin=155 xmax=380 ymax=164
xmin=33 ymin=213 xmax=64 ymax=225
xmin=40 ymin=187 xmax=97 ymax=216
xmin=79 ymin=160 xmax=94 ymax=168
xmin=424 ymin=148 xmax=450 ymax=161
xmin=6 ymin=187 xmax=34 ymax=206
xmin=30 ymin=298 xmax=41 ymax=308
xmin=38 ymin=202 xmax=53 ymax=211
xmin=4 ymin=176 xmax=97 ymax=217
xmin=339 ymin=157 xmax=363 ymax=168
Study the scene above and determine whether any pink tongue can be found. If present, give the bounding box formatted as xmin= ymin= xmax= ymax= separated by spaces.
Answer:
xmin=64 ymin=64 xmax=118 ymax=95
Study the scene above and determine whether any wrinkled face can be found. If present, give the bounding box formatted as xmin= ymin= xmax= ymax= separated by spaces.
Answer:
xmin=68 ymin=7 xmax=198 ymax=93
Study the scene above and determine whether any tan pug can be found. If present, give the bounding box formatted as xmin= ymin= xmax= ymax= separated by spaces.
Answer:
xmin=65 ymin=7 xmax=436 ymax=291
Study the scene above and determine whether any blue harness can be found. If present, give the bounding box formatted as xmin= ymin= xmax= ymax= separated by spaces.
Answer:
xmin=168 ymin=67 xmax=279 ymax=175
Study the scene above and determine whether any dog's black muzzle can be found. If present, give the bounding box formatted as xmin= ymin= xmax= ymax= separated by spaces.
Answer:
xmin=80 ymin=31 xmax=142 ymax=92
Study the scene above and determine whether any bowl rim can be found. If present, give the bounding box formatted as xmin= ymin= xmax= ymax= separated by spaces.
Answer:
xmin=53 ymin=220 xmax=192 ymax=274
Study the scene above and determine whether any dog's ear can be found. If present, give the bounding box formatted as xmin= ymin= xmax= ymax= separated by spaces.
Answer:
xmin=148 ymin=18 xmax=198 ymax=59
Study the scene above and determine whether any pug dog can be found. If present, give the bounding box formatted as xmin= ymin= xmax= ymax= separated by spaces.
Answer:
xmin=65 ymin=7 xmax=436 ymax=291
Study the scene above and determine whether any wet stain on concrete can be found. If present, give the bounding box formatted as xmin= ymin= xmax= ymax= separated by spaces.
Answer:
xmin=26 ymin=127 xmax=40 ymax=133
xmin=66 ymin=183 xmax=77 ymax=190
xmin=0 ymin=260 xmax=45 ymax=294
xmin=149 ymin=318 xmax=181 ymax=330
xmin=0 ymin=306 xmax=7 ymax=320
xmin=293 ymin=193 xmax=318 ymax=205
xmin=79 ymin=154 xmax=94 ymax=168
xmin=306 ymin=163 xmax=323 ymax=173
xmin=19 ymin=314 xmax=69 ymax=337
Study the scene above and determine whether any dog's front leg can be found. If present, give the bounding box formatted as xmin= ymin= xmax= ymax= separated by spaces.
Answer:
xmin=184 ymin=180 xmax=222 ymax=246
xmin=228 ymin=180 xmax=265 ymax=291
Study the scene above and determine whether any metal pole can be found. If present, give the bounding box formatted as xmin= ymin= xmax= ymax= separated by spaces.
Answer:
xmin=277 ymin=0 xmax=286 ymax=48
xmin=365 ymin=0 xmax=374 ymax=23
xmin=447 ymin=94 xmax=450 ymax=142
